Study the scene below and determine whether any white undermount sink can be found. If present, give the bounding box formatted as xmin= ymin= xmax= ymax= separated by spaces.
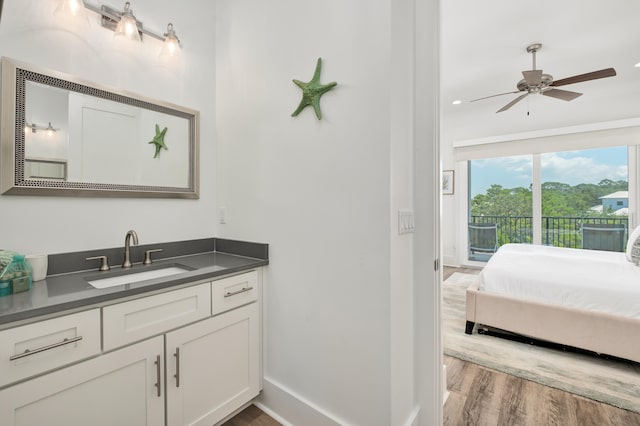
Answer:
xmin=87 ymin=265 xmax=192 ymax=289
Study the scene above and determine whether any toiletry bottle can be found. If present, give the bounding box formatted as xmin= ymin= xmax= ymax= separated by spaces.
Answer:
xmin=0 ymin=278 xmax=10 ymax=297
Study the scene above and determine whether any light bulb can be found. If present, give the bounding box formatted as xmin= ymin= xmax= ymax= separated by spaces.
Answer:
xmin=160 ymin=23 xmax=181 ymax=57
xmin=124 ymin=19 xmax=136 ymax=36
xmin=114 ymin=2 xmax=141 ymax=42
xmin=68 ymin=0 xmax=82 ymax=15
xmin=54 ymin=0 xmax=90 ymax=25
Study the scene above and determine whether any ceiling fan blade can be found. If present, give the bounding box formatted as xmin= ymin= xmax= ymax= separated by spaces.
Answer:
xmin=542 ymin=88 xmax=583 ymax=101
xmin=497 ymin=93 xmax=528 ymax=113
xmin=550 ymin=68 xmax=616 ymax=87
xmin=522 ymin=70 xmax=543 ymax=86
xmin=470 ymin=90 xmax=522 ymax=102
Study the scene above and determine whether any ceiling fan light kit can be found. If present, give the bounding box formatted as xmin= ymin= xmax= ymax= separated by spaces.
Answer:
xmin=472 ymin=43 xmax=617 ymax=113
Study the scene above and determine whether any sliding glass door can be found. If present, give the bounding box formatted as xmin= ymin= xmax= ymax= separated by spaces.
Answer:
xmin=468 ymin=155 xmax=532 ymax=261
xmin=540 ymin=146 xmax=628 ymax=251
xmin=468 ymin=146 xmax=629 ymax=261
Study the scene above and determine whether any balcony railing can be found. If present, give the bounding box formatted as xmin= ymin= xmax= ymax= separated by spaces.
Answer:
xmin=470 ymin=215 xmax=629 ymax=249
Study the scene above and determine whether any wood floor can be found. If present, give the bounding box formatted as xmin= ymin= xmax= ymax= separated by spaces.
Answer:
xmin=443 ymin=266 xmax=640 ymax=426
xmin=224 ymin=266 xmax=640 ymax=425
xmin=444 ymin=355 xmax=640 ymax=426
xmin=222 ymin=404 xmax=280 ymax=426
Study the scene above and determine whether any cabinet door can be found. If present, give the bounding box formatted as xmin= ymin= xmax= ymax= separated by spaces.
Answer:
xmin=166 ymin=303 xmax=260 ymax=426
xmin=0 ymin=336 xmax=164 ymax=426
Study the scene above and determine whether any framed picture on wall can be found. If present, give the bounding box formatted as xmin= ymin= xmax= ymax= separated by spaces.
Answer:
xmin=442 ymin=170 xmax=454 ymax=195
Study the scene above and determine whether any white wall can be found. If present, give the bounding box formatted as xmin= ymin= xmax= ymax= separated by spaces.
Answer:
xmin=215 ymin=2 xmax=391 ymax=424
xmin=0 ymin=0 xmax=217 ymax=255
xmin=215 ymin=0 xmax=439 ymax=425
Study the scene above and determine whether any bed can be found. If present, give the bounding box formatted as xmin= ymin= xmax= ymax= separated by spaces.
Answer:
xmin=465 ymin=241 xmax=640 ymax=363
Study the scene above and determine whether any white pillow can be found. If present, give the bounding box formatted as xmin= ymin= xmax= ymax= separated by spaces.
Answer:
xmin=626 ymin=226 xmax=640 ymax=262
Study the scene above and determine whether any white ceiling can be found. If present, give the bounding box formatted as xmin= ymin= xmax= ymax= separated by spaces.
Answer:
xmin=441 ymin=1 xmax=640 ymax=143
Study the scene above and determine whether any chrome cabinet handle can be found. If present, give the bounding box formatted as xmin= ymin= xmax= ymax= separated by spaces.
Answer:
xmin=174 ymin=347 xmax=180 ymax=387
xmin=9 ymin=336 xmax=83 ymax=361
xmin=224 ymin=286 xmax=253 ymax=298
xmin=154 ymin=355 xmax=161 ymax=397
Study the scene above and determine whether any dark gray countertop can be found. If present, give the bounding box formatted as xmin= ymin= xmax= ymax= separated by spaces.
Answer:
xmin=0 ymin=238 xmax=268 ymax=326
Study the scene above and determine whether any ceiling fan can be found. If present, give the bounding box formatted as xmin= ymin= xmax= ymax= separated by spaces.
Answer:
xmin=471 ymin=43 xmax=617 ymax=113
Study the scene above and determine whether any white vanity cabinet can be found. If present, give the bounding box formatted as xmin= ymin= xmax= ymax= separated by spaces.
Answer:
xmin=0 ymin=336 xmax=165 ymax=426
xmin=0 ymin=269 xmax=262 ymax=426
xmin=166 ymin=302 xmax=260 ymax=426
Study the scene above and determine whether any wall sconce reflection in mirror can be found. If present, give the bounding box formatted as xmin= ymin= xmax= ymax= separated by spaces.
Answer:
xmin=24 ymin=122 xmax=59 ymax=135
xmin=54 ymin=0 xmax=182 ymax=57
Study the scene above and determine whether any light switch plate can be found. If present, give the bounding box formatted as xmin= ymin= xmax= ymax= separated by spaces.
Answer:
xmin=398 ymin=210 xmax=415 ymax=234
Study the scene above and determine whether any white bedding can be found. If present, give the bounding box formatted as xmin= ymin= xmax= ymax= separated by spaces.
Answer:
xmin=478 ymin=243 xmax=640 ymax=319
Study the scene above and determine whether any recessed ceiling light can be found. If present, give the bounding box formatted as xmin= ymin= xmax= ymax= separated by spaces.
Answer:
xmin=452 ymin=100 xmax=462 ymax=105
xmin=635 ymin=62 xmax=640 ymax=68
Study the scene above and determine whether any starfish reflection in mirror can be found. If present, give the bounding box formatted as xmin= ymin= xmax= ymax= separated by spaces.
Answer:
xmin=149 ymin=124 xmax=168 ymax=158
xmin=291 ymin=57 xmax=337 ymax=120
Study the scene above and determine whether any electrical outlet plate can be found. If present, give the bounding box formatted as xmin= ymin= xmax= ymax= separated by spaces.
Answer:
xmin=219 ymin=207 xmax=226 ymax=224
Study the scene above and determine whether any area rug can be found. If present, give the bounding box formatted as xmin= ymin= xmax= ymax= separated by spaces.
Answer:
xmin=443 ymin=272 xmax=640 ymax=413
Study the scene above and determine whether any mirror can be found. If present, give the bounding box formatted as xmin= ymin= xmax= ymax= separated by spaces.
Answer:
xmin=1 ymin=57 xmax=199 ymax=198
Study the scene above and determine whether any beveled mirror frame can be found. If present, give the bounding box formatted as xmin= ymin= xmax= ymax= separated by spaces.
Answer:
xmin=1 ymin=57 xmax=200 ymax=198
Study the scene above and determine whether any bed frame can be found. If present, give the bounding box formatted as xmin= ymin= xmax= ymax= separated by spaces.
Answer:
xmin=465 ymin=278 xmax=640 ymax=363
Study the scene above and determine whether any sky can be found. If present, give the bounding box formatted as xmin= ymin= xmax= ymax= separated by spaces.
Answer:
xmin=470 ymin=146 xmax=628 ymax=197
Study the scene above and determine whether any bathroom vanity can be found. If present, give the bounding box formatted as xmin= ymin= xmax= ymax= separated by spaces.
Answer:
xmin=0 ymin=238 xmax=268 ymax=426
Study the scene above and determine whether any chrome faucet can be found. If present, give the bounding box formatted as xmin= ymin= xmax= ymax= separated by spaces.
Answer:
xmin=122 ymin=230 xmax=139 ymax=268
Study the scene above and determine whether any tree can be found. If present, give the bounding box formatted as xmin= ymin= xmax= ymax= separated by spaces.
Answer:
xmin=471 ymin=184 xmax=532 ymax=217
xmin=473 ymin=181 xmax=629 ymax=218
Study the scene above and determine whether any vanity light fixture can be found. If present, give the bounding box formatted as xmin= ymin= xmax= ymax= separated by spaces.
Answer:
xmin=74 ymin=1 xmax=182 ymax=54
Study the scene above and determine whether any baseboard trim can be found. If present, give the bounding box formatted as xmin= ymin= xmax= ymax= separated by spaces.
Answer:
xmin=443 ymin=364 xmax=450 ymax=405
xmin=253 ymin=400 xmax=293 ymax=426
xmin=404 ymin=406 xmax=421 ymax=426
xmin=255 ymin=377 xmax=346 ymax=426
xmin=443 ymin=255 xmax=459 ymax=267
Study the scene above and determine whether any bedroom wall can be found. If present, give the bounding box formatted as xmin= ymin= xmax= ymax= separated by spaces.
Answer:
xmin=0 ymin=0 xmax=217 ymax=254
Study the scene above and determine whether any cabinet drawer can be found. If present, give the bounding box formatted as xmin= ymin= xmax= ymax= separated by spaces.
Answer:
xmin=0 ymin=309 xmax=100 ymax=388
xmin=103 ymin=283 xmax=211 ymax=351
xmin=212 ymin=271 xmax=258 ymax=315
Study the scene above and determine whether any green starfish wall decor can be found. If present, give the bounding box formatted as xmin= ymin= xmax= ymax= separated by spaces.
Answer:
xmin=291 ymin=57 xmax=337 ymax=120
xmin=148 ymin=124 xmax=168 ymax=159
